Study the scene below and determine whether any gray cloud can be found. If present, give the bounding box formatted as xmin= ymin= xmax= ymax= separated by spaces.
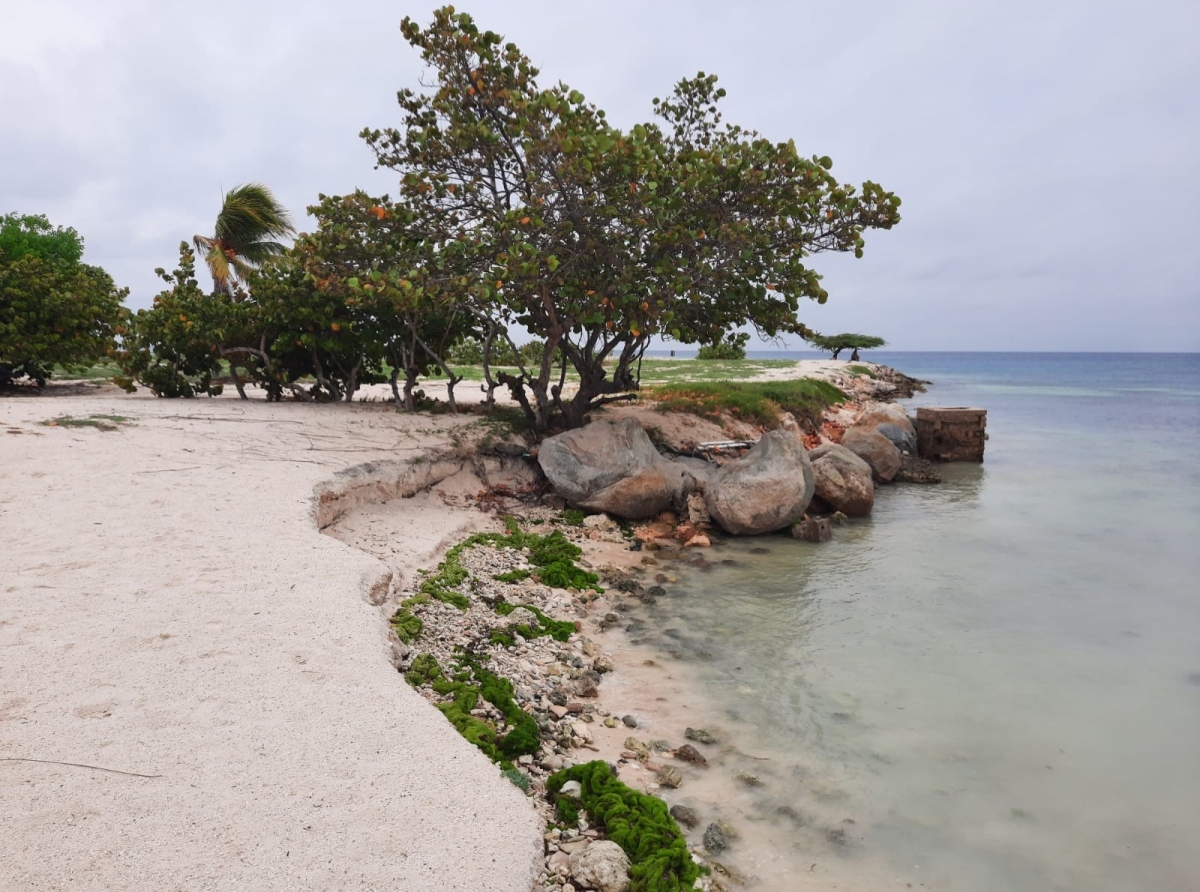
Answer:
xmin=2 ymin=0 xmax=1196 ymax=350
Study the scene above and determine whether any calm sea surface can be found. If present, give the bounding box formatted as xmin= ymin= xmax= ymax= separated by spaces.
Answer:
xmin=637 ymin=353 xmax=1200 ymax=891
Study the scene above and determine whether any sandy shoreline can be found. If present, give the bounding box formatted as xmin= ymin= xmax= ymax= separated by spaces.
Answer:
xmin=0 ymin=386 xmax=541 ymax=891
xmin=1 ymin=358 xmax=909 ymax=891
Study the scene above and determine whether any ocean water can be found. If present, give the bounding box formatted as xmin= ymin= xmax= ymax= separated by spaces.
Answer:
xmin=634 ymin=353 xmax=1200 ymax=891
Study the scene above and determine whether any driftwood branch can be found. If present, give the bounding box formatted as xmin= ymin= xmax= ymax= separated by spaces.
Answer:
xmin=1 ymin=757 xmax=162 ymax=779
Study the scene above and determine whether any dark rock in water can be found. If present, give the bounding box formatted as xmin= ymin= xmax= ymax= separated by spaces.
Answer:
xmin=775 ymin=805 xmax=806 ymax=826
xmin=657 ymin=765 xmax=683 ymax=788
xmin=792 ymin=517 xmax=832 ymax=543
xmin=675 ymin=744 xmax=708 ymax=766
xmin=669 ymin=804 xmax=699 ymax=828
xmin=685 ymin=727 xmax=718 ymax=745
xmin=720 ymin=559 xmax=738 ymax=566
xmin=825 ymin=826 xmax=850 ymax=847
xmin=705 ymin=431 xmax=815 ymax=535
xmin=895 ymin=453 xmax=943 ymax=484
xmin=663 ymin=628 xmax=682 ymax=639
xmin=735 ymin=771 xmax=763 ymax=787
xmin=703 ymin=822 xmax=728 ymax=853
xmin=749 ymin=547 xmax=771 ymax=555
xmin=647 ymin=585 xmax=667 ymax=597
xmin=639 ymin=593 xmax=658 ymax=605
xmin=621 ymin=714 xmax=638 ymax=728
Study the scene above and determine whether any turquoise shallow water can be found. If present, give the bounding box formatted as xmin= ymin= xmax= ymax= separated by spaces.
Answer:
xmin=640 ymin=353 xmax=1200 ymax=891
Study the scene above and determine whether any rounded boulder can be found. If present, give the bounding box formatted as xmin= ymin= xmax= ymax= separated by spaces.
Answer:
xmin=705 ymin=431 xmax=815 ymax=535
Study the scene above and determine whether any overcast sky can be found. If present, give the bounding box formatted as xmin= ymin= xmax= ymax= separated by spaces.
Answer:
xmin=3 ymin=0 xmax=1197 ymax=351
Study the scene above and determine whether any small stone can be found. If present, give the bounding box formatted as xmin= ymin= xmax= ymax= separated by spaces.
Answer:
xmin=735 ymin=771 xmax=762 ymax=787
xmin=657 ymin=765 xmax=683 ymax=788
xmin=570 ymin=721 xmax=593 ymax=744
xmin=603 ymin=717 xmax=617 ymax=728
xmin=674 ymin=744 xmax=707 ymax=766
xmin=549 ymin=704 xmax=569 ymax=720
xmin=623 ymin=737 xmax=650 ymax=759
xmin=621 ymin=714 xmax=638 ymax=728
xmin=559 ymin=780 xmax=583 ymax=799
xmin=569 ymin=839 xmax=631 ymax=892
xmin=650 ymin=739 xmax=671 ymax=752
xmin=684 ymin=727 xmax=717 ymax=745
xmin=703 ymin=823 xmax=728 ymax=853
xmin=518 ymin=754 xmax=534 ymax=766
xmin=791 ymin=517 xmax=832 ymax=543
xmin=669 ymin=804 xmax=699 ymax=828
xmin=593 ymin=655 xmax=614 ymax=673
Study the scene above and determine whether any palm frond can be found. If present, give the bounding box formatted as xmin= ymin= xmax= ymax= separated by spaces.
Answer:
xmin=202 ymin=241 xmax=235 ymax=293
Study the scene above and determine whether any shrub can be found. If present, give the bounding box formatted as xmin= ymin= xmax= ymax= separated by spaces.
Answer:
xmin=1 ymin=214 xmax=127 ymax=387
xmin=695 ymin=332 xmax=749 ymax=360
xmin=649 ymin=378 xmax=845 ymax=426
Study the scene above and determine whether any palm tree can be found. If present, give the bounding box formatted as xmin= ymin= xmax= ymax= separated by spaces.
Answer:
xmin=193 ymin=183 xmax=295 ymax=294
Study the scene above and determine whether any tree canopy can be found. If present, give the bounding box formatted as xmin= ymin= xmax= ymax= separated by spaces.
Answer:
xmin=193 ymin=184 xmax=295 ymax=295
xmin=1 ymin=213 xmax=126 ymax=387
xmin=360 ymin=7 xmax=900 ymax=429
xmin=805 ymin=332 xmax=887 ymax=360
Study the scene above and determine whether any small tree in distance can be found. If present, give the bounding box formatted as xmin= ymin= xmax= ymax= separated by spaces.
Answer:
xmin=805 ymin=332 xmax=886 ymax=360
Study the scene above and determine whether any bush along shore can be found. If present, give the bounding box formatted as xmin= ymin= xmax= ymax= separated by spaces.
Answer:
xmin=393 ymin=510 xmax=715 ymax=892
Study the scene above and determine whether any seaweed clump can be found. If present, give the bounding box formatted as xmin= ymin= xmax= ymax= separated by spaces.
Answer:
xmin=494 ymin=601 xmax=576 ymax=643
xmin=410 ymin=517 xmax=601 ymax=613
xmin=402 ymin=653 xmax=539 ymax=770
xmin=389 ymin=607 xmax=423 ymax=643
xmin=548 ymin=760 xmax=703 ymax=892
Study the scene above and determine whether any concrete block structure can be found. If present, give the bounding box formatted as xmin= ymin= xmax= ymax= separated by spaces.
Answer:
xmin=915 ymin=407 xmax=987 ymax=462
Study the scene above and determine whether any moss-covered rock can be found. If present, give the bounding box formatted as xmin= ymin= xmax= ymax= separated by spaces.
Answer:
xmin=548 ymin=761 xmax=702 ymax=892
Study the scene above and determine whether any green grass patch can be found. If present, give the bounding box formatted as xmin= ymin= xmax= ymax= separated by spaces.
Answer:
xmin=561 ymin=508 xmax=586 ymax=526
xmin=647 ymin=378 xmax=845 ymax=426
xmin=847 ymin=364 xmax=877 ymax=379
xmin=636 ymin=358 xmax=795 ymax=385
xmin=548 ymin=761 xmax=703 ymax=892
xmin=43 ymin=414 xmax=132 ymax=431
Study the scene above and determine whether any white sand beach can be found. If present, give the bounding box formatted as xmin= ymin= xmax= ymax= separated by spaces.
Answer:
xmin=0 ymin=385 xmax=542 ymax=891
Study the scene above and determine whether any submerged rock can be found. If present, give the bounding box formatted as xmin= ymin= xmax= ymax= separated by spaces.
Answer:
xmin=674 ymin=744 xmax=708 ymax=766
xmin=657 ymin=765 xmax=683 ymax=788
xmin=684 ymin=727 xmax=718 ymax=745
xmin=705 ymin=431 xmax=815 ymax=535
xmin=669 ymin=804 xmax=699 ymax=828
xmin=703 ymin=822 xmax=728 ymax=853
xmin=808 ymin=443 xmax=875 ymax=517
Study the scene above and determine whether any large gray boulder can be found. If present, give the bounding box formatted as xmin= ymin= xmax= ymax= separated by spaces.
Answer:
xmin=538 ymin=418 xmax=694 ymax=520
xmin=853 ymin=402 xmax=917 ymax=454
xmin=840 ymin=426 xmax=902 ymax=483
xmin=705 ymin=431 xmax=815 ymax=535
xmin=570 ymin=840 xmax=631 ymax=892
xmin=808 ymin=443 xmax=875 ymax=516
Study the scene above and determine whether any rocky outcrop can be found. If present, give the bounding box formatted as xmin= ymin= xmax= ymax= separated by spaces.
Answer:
xmin=853 ymin=402 xmax=917 ymax=454
xmin=808 ymin=443 xmax=875 ymax=516
xmin=840 ymin=426 xmax=901 ymax=483
xmin=570 ymin=840 xmax=631 ymax=892
xmin=538 ymin=419 xmax=696 ymax=520
xmin=705 ymin=431 xmax=815 ymax=535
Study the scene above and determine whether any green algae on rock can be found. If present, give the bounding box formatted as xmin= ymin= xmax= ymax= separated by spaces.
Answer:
xmin=548 ymin=760 xmax=703 ymax=892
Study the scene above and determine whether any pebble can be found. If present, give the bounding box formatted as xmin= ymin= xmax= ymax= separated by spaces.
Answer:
xmin=621 ymin=714 xmax=638 ymax=728
xmin=684 ymin=727 xmax=718 ymax=745
xmin=703 ymin=823 xmax=728 ymax=853
xmin=674 ymin=744 xmax=708 ymax=767
xmin=657 ymin=766 xmax=683 ymax=788
xmin=669 ymin=804 xmax=699 ymax=828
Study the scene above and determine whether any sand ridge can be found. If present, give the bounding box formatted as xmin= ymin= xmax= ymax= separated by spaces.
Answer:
xmin=0 ymin=386 xmax=542 ymax=891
